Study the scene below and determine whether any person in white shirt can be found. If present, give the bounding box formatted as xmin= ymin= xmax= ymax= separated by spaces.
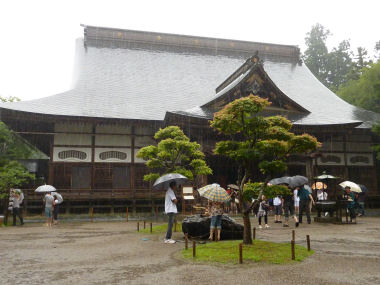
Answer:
xmin=293 ymin=188 xmax=300 ymax=215
xmin=273 ymin=196 xmax=282 ymax=223
xmin=164 ymin=181 xmax=178 ymax=244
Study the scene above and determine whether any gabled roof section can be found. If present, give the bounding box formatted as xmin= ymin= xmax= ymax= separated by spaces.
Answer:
xmin=202 ymin=55 xmax=310 ymax=114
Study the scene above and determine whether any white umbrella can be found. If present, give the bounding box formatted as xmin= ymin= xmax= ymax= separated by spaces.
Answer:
xmin=339 ymin=181 xmax=362 ymax=193
xmin=35 ymin=185 xmax=56 ymax=193
xmin=51 ymin=192 xmax=63 ymax=204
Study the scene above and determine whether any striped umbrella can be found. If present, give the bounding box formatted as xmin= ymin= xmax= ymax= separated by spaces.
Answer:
xmin=198 ymin=184 xmax=231 ymax=202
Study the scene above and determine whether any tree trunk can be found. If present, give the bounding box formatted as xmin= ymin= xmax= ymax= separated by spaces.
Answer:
xmin=242 ymin=211 xmax=252 ymax=244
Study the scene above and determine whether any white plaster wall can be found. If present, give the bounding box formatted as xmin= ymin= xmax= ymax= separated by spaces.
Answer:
xmin=96 ymin=124 xmax=131 ymax=134
xmin=55 ymin=122 xmax=92 ymax=133
xmin=95 ymin=135 xmax=131 ymax=146
xmin=134 ymin=136 xmax=155 ymax=147
xmin=54 ymin=134 xmax=92 ymax=145
xmin=53 ymin=147 xmax=92 ymax=162
xmin=94 ymin=148 xmax=131 ymax=163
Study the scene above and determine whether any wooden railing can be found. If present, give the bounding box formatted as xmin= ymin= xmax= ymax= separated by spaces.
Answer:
xmin=22 ymin=188 xmax=165 ymax=201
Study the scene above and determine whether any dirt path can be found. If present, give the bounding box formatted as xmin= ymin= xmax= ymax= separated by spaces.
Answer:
xmin=1 ymin=217 xmax=379 ymax=285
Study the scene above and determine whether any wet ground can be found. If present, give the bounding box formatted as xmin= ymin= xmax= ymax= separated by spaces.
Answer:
xmin=1 ymin=217 xmax=380 ymax=285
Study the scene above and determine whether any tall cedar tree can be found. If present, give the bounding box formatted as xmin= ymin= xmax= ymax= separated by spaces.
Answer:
xmin=136 ymin=126 xmax=212 ymax=183
xmin=210 ymin=95 xmax=319 ymax=244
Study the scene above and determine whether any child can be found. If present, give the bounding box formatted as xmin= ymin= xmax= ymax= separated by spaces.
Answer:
xmin=257 ymin=195 xmax=270 ymax=229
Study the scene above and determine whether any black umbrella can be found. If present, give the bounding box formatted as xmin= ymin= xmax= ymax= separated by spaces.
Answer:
xmin=288 ymin=175 xmax=308 ymax=188
xmin=152 ymin=173 xmax=189 ymax=190
xmin=358 ymin=184 xmax=368 ymax=194
xmin=269 ymin=176 xmax=291 ymax=185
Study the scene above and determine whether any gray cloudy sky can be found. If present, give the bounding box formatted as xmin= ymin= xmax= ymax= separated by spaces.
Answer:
xmin=0 ymin=0 xmax=379 ymax=101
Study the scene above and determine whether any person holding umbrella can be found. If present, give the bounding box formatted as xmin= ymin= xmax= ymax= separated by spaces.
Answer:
xmin=152 ymin=173 xmax=189 ymax=244
xmin=297 ymin=185 xmax=315 ymax=224
xmin=208 ymin=201 xmax=224 ymax=241
xmin=198 ymin=183 xmax=231 ymax=240
xmin=43 ymin=192 xmax=55 ymax=227
xmin=343 ymin=186 xmax=356 ymax=221
xmin=164 ymin=181 xmax=178 ymax=244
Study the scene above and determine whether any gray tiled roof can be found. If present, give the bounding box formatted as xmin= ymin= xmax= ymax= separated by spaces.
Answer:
xmin=176 ymin=60 xmax=380 ymax=128
xmin=0 ymin=25 xmax=379 ymax=128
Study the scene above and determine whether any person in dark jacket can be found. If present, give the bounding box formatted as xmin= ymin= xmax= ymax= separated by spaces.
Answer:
xmin=297 ymin=186 xmax=314 ymax=224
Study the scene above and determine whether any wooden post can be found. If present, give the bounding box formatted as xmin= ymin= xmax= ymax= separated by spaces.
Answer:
xmin=239 ymin=243 xmax=243 ymax=264
xmin=150 ymin=222 xmax=153 ymax=233
xmin=185 ymin=233 xmax=188 ymax=250
xmin=155 ymin=206 xmax=158 ymax=222
xmin=306 ymin=235 xmax=311 ymax=251
xmin=91 ymin=208 xmax=94 ymax=223
xmin=292 ymin=230 xmax=295 ymax=241
xmin=252 ymin=227 xmax=256 ymax=240
xmin=126 ymin=207 xmax=129 ymax=222
xmin=137 ymin=222 xmax=139 ymax=232
xmin=192 ymin=241 xmax=196 ymax=258
xmin=291 ymin=240 xmax=295 ymax=260
xmin=144 ymin=220 xmax=146 ymax=229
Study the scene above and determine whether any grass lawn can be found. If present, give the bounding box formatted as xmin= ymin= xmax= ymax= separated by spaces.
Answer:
xmin=139 ymin=222 xmax=182 ymax=234
xmin=182 ymin=240 xmax=314 ymax=264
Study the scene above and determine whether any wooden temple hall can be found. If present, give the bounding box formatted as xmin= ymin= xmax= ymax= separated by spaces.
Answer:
xmin=1 ymin=25 xmax=380 ymax=214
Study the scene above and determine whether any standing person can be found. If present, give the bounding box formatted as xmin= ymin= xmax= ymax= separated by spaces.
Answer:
xmin=343 ymin=186 xmax=356 ymax=221
xmin=43 ymin=192 xmax=55 ymax=227
xmin=208 ymin=201 xmax=224 ymax=241
xmin=164 ymin=181 xmax=178 ymax=244
xmin=297 ymin=185 xmax=314 ymax=224
xmin=52 ymin=194 xmax=60 ymax=225
xmin=293 ymin=188 xmax=300 ymax=214
xmin=11 ymin=189 xmax=24 ymax=226
xmin=257 ymin=195 xmax=270 ymax=229
xmin=283 ymin=189 xmax=299 ymax=228
xmin=273 ymin=195 xmax=282 ymax=223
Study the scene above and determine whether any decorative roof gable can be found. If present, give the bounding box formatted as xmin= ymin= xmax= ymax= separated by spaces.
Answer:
xmin=202 ymin=55 xmax=309 ymax=115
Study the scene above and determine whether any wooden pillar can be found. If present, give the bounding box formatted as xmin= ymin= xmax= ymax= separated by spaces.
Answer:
xmin=48 ymin=139 xmax=54 ymax=185
xmin=343 ymin=134 xmax=349 ymax=180
xmin=131 ymin=125 xmax=136 ymax=215
xmin=91 ymin=124 xmax=96 ymax=190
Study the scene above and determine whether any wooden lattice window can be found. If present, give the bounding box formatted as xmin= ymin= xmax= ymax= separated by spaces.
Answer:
xmin=99 ymin=151 xmax=127 ymax=161
xmin=58 ymin=150 xmax=87 ymax=160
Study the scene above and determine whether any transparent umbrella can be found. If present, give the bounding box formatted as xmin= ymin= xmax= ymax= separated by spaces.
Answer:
xmin=152 ymin=173 xmax=189 ymax=190
xmin=35 ymin=185 xmax=56 ymax=193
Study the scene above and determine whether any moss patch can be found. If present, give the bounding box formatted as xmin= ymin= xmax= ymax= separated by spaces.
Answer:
xmin=182 ymin=240 xmax=314 ymax=264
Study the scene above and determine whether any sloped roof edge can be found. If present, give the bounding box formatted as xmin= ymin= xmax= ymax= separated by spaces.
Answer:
xmin=83 ymin=24 xmax=300 ymax=60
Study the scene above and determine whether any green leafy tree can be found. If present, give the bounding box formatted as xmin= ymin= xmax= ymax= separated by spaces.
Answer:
xmin=210 ymin=95 xmax=319 ymax=244
xmin=0 ymin=122 xmax=35 ymax=218
xmin=303 ymin=23 xmax=330 ymax=87
xmin=326 ymin=40 xmax=354 ymax=91
xmin=136 ymin=126 xmax=212 ymax=183
xmin=347 ymin=47 xmax=373 ymax=81
xmin=337 ymin=60 xmax=380 ymax=113
xmin=0 ymin=161 xmax=34 ymax=200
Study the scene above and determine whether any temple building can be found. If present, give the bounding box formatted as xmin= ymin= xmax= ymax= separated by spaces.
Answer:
xmin=1 ymin=25 xmax=379 ymax=213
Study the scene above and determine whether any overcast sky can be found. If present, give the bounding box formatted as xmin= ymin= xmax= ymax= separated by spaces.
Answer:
xmin=0 ymin=0 xmax=379 ymax=101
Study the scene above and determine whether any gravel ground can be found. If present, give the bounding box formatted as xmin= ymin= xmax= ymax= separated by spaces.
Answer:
xmin=1 ymin=217 xmax=380 ymax=285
